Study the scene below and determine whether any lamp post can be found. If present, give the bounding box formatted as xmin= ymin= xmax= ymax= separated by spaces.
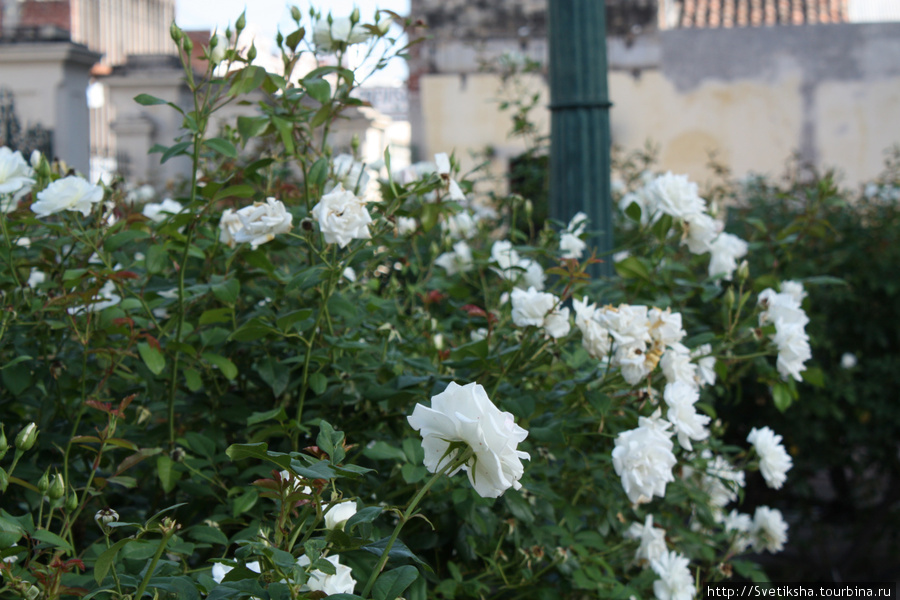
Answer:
xmin=548 ymin=0 xmax=613 ymax=277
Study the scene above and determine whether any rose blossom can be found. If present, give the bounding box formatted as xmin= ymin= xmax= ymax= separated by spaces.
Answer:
xmin=612 ymin=411 xmax=677 ymax=505
xmin=650 ymin=550 xmax=696 ymax=600
xmin=297 ymin=554 xmax=357 ymax=594
xmin=313 ymin=16 xmax=369 ymax=52
xmin=142 ymin=198 xmax=184 ymax=222
xmin=510 ymin=287 xmax=570 ymax=339
xmin=407 ymin=382 xmax=530 ymax=498
xmin=311 ymin=183 xmax=372 ymax=248
xmin=663 ymin=382 xmax=710 ymax=450
xmin=219 ymin=197 xmax=292 ymax=249
xmin=324 ymin=501 xmax=357 ymax=530
xmin=747 ymin=426 xmax=792 ymax=489
xmin=751 ymin=505 xmax=788 ymax=553
xmin=625 ymin=514 xmax=667 ymax=566
xmin=31 ymin=176 xmax=104 ymax=217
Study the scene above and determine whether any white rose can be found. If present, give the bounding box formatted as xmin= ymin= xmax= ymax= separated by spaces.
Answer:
xmin=625 ymin=514 xmax=667 ymax=566
xmin=435 ymin=241 xmax=473 ymax=275
xmin=612 ymin=412 xmax=677 ymax=505
xmin=218 ymin=197 xmax=292 ymax=249
xmin=723 ymin=510 xmax=753 ymax=553
xmin=682 ymin=212 xmax=721 ymax=254
xmin=510 ymin=287 xmax=570 ymax=339
xmin=407 ymin=381 xmax=530 ymax=498
xmin=708 ymin=233 xmax=748 ymax=281
xmin=691 ymin=344 xmax=717 ymax=387
xmin=311 ymin=183 xmax=372 ymax=248
xmin=396 ymin=216 xmax=417 ymax=235
xmin=313 ymin=16 xmax=370 ymax=52
xmin=660 ymin=344 xmax=697 ymax=388
xmin=142 ymin=198 xmax=184 ymax=222
xmin=780 ymin=280 xmax=807 ymax=304
xmin=663 ymin=381 xmax=710 ymax=451
xmin=573 ymin=297 xmax=612 ymax=359
xmin=0 ymin=146 xmax=35 ymax=198
xmin=648 ymin=172 xmax=706 ymax=220
xmin=26 ymin=268 xmax=46 ymax=289
xmin=747 ymin=426 xmax=792 ymax=489
xmin=324 ymin=501 xmax=357 ymax=530
xmin=772 ymin=321 xmax=811 ymax=382
xmin=297 ymin=554 xmax=357 ymax=595
xmin=434 ymin=152 xmax=466 ymax=201
xmin=751 ymin=505 xmax=788 ymax=553
xmin=31 ymin=176 xmax=104 ymax=217
xmin=442 ymin=211 xmax=476 ymax=240
xmin=650 ymin=551 xmax=696 ymax=600
xmin=648 ymin=307 xmax=686 ymax=349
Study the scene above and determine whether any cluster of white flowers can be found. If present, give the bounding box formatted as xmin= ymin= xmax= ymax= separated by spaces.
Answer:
xmin=434 ymin=240 xmax=474 ymax=275
xmin=747 ymin=426 xmax=793 ymax=489
xmin=491 ymin=240 xmax=545 ymax=290
xmin=310 ymin=184 xmax=372 ymax=248
xmin=31 ymin=176 xmax=104 ymax=218
xmin=559 ymin=212 xmax=588 ymax=259
xmin=407 ymin=381 xmax=530 ymax=498
xmin=620 ymin=172 xmax=749 ymax=281
xmin=219 ymin=198 xmax=293 ymax=249
xmin=510 ymin=287 xmax=570 ymax=339
xmin=721 ymin=505 xmax=788 ymax=554
xmin=612 ymin=411 xmax=677 ymax=505
xmin=212 ymin=553 xmax=357 ymax=595
xmin=758 ymin=281 xmax=812 ymax=381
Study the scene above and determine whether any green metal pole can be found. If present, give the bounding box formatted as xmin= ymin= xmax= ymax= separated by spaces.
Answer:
xmin=548 ymin=0 xmax=613 ymax=278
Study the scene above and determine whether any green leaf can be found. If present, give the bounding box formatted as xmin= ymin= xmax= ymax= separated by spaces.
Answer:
xmin=771 ymin=381 xmax=793 ymax=412
xmin=157 ymin=455 xmax=180 ymax=493
xmin=256 ymin=356 xmax=289 ymax=396
xmin=362 ymin=537 xmax=430 ymax=569
xmin=309 ymin=372 xmax=327 ymax=395
xmin=232 ymin=489 xmax=258 ymax=517
xmin=184 ymin=368 xmax=203 ymax=392
xmin=624 ymin=200 xmax=642 ymax=222
xmin=200 ymin=308 xmax=232 ymax=326
xmin=225 ymin=443 xmax=292 ymax=470
xmin=188 ymin=526 xmax=229 ymax=546
xmin=237 ymin=116 xmax=269 ymax=144
xmin=363 ymin=441 xmax=407 ymax=462
xmin=1 ymin=367 xmax=31 ymax=396
xmin=345 ymin=507 xmax=382 ymax=532
xmin=31 ymin=529 xmax=74 ymax=553
xmin=307 ymin=158 xmax=329 ymax=188
xmin=373 ymin=566 xmax=419 ymax=600
xmin=161 ymin=141 xmax=192 ymax=164
xmin=94 ymin=538 xmax=132 ymax=585
xmin=137 ymin=342 xmax=165 ymax=376
xmin=105 ymin=230 xmax=151 ymax=252
xmin=213 ymin=184 xmax=255 ymax=202
xmin=203 ymin=353 xmax=238 ymax=380
xmin=1 ymin=355 xmax=32 ymax=370
xmin=801 ymin=366 xmax=825 ymax=388
xmin=204 ymin=138 xmax=238 ymax=159
xmin=134 ymin=93 xmax=167 ymax=106
xmin=276 ymin=309 xmax=313 ymax=331
xmin=272 ymin=116 xmax=295 ymax=155
xmin=146 ymin=244 xmax=169 ymax=274
xmin=303 ymin=77 xmax=331 ymax=104
xmin=614 ymin=256 xmax=651 ymax=281
xmin=247 ymin=407 xmax=287 ymax=426
xmin=211 ymin=278 xmax=240 ymax=305
xmin=285 ymin=27 xmax=305 ymax=51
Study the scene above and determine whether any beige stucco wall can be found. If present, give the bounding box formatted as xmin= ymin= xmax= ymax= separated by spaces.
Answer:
xmin=414 ymin=22 xmax=900 ymax=188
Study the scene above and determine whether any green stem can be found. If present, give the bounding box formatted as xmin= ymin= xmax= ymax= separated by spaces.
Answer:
xmin=133 ymin=528 xmax=175 ymax=600
xmin=360 ymin=447 xmax=475 ymax=597
xmin=105 ymin=534 xmax=124 ymax=597
xmin=0 ymin=211 xmax=22 ymax=287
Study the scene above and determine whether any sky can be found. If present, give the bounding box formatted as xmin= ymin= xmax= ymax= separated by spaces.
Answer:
xmin=174 ymin=0 xmax=411 ymax=84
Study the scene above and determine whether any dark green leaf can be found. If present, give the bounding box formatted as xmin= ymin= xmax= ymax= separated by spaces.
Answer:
xmin=204 ymin=138 xmax=238 ymax=158
xmin=137 ymin=342 xmax=165 ymax=376
xmin=373 ymin=566 xmax=419 ymax=600
xmin=134 ymin=93 xmax=167 ymax=106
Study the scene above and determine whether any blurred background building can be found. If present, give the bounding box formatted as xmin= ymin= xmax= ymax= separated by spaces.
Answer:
xmin=408 ymin=0 xmax=900 ymax=188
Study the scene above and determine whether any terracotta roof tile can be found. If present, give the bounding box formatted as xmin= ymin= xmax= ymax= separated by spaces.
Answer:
xmin=677 ymin=0 xmax=848 ymax=28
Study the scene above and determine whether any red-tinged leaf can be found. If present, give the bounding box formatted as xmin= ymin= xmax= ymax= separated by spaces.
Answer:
xmin=118 ymin=394 xmax=136 ymax=414
xmin=112 ymin=318 xmax=135 ymax=328
xmin=461 ymin=304 xmax=487 ymax=318
xmin=252 ymin=478 xmax=281 ymax=491
xmin=115 ymin=447 xmax=162 ymax=476
xmin=545 ymin=267 xmax=569 ymax=277
xmin=303 ymin=445 xmax=326 ymax=458
xmin=112 ymin=270 xmax=140 ymax=280
xmin=141 ymin=334 xmax=162 ymax=352
xmin=423 ymin=290 xmax=445 ymax=305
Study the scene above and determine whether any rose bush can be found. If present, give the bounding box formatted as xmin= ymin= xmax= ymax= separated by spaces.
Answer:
xmin=0 ymin=6 xmax=864 ymax=600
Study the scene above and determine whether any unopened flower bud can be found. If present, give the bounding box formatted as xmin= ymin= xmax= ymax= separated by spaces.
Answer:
xmin=95 ymin=508 xmax=119 ymax=534
xmin=724 ymin=287 xmax=735 ymax=310
xmin=350 ymin=7 xmax=360 ymax=25
xmin=377 ymin=18 xmax=392 ymax=35
xmin=170 ymin=22 xmax=182 ymax=43
xmin=48 ymin=473 xmax=65 ymax=500
xmin=209 ymin=34 xmax=226 ymax=65
xmin=276 ymin=30 xmax=284 ymax=46
xmin=291 ymin=5 xmax=302 ymax=22
xmin=351 ymin=134 xmax=360 ymax=154
xmin=247 ymin=42 xmax=257 ymax=61
xmin=37 ymin=470 xmax=50 ymax=495
xmin=524 ymin=199 xmax=533 ymax=216
xmin=66 ymin=491 xmax=78 ymax=512
xmin=736 ymin=260 xmax=749 ymax=282
xmin=30 ymin=150 xmax=41 ymax=169
xmin=0 ymin=468 xmax=8 ymax=492
xmin=235 ymin=11 xmax=246 ymax=33
xmin=182 ymin=34 xmax=193 ymax=53
xmin=15 ymin=423 xmax=38 ymax=451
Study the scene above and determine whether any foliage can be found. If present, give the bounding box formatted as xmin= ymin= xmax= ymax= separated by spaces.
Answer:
xmin=0 ymin=9 xmax=838 ymax=600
